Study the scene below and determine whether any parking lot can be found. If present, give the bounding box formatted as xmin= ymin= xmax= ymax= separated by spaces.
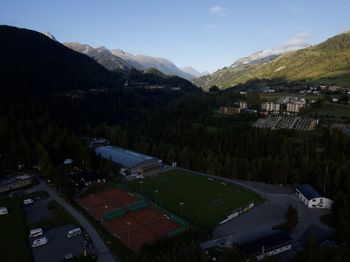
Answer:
xmin=24 ymin=193 xmax=93 ymax=262
xmin=30 ymin=224 xmax=88 ymax=262
xmin=25 ymin=198 xmax=54 ymax=225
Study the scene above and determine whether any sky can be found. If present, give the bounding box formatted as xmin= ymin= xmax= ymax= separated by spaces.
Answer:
xmin=1 ymin=0 xmax=350 ymax=73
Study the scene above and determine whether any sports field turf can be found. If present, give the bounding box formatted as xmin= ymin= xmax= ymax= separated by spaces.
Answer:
xmin=127 ymin=170 xmax=262 ymax=227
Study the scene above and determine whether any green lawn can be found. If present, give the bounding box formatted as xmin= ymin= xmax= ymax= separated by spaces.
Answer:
xmin=261 ymin=92 xmax=323 ymax=102
xmin=127 ymin=170 xmax=262 ymax=228
xmin=0 ymin=196 xmax=32 ymax=262
xmin=315 ymin=103 xmax=350 ymax=118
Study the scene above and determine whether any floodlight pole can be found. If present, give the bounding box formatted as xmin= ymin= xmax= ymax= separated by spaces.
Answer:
xmin=179 ymin=202 xmax=184 ymax=219
xmin=154 ymin=189 xmax=158 ymax=204
xmin=140 ymin=181 xmax=144 ymax=195
xmin=127 ymin=221 xmax=131 ymax=246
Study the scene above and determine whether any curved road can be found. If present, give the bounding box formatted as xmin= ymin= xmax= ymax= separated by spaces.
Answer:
xmin=26 ymin=180 xmax=117 ymax=262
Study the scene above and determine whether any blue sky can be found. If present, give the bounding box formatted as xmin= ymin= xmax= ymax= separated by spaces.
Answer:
xmin=1 ymin=0 xmax=350 ymax=72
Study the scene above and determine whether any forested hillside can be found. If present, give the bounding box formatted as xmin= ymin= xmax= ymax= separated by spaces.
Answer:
xmin=0 ymin=25 xmax=111 ymax=95
xmin=194 ymin=31 xmax=350 ymax=90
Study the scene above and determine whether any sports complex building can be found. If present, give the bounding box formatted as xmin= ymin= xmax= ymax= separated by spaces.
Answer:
xmin=95 ymin=146 xmax=162 ymax=179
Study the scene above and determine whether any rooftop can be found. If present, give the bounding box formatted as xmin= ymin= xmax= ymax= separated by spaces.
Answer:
xmin=0 ymin=174 xmax=31 ymax=187
xmin=295 ymin=184 xmax=323 ymax=200
xmin=235 ymin=231 xmax=291 ymax=257
xmin=95 ymin=146 xmax=159 ymax=168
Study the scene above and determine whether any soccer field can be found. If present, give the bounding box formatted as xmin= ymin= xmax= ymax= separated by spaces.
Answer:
xmin=127 ymin=170 xmax=262 ymax=227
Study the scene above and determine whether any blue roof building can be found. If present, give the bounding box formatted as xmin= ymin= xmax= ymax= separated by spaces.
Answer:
xmin=95 ymin=146 xmax=162 ymax=178
xmin=295 ymin=184 xmax=333 ymax=209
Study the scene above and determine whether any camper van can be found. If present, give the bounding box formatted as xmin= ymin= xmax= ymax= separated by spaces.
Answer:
xmin=0 ymin=206 xmax=8 ymax=215
xmin=67 ymin=227 xmax=81 ymax=238
xmin=23 ymin=198 xmax=34 ymax=205
xmin=29 ymin=228 xmax=43 ymax=238
xmin=32 ymin=237 xmax=48 ymax=248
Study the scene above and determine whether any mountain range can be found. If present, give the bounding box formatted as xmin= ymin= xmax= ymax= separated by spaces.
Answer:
xmin=0 ymin=25 xmax=200 ymax=95
xmin=64 ymin=41 xmax=201 ymax=80
xmin=194 ymin=31 xmax=350 ymax=90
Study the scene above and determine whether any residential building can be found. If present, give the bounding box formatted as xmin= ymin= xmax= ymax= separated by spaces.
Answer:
xmin=261 ymin=102 xmax=280 ymax=112
xmin=286 ymin=102 xmax=306 ymax=113
xmin=234 ymin=101 xmax=248 ymax=110
xmin=219 ymin=106 xmax=241 ymax=115
xmin=95 ymin=146 xmax=162 ymax=179
xmin=295 ymin=184 xmax=333 ymax=209
xmin=0 ymin=175 xmax=32 ymax=193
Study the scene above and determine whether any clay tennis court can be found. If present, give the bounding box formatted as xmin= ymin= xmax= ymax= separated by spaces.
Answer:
xmin=76 ymin=188 xmax=137 ymax=220
xmin=105 ymin=207 xmax=181 ymax=252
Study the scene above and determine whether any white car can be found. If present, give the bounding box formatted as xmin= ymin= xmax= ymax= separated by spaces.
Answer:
xmin=67 ymin=227 xmax=81 ymax=238
xmin=0 ymin=206 xmax=8 ymax=215
xmin=32 ymin=237 xmax=48 ymax=248
xmin=29 ymin=228 xmax=43 ymax=238
xmin=23 ymin=199 xmax=34 ymax=205
xmin=64 ymin=253 xmax=74 ymax=260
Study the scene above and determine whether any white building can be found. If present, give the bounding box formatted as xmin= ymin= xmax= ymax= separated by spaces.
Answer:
xmin=261 ymin=102 xmax=280 ymax=112
xmin=235 ymin=101 xmax=248 ymax=110
xmin=287 ymin=102 xmax=305 ymax=113
xmin=295 ymin=184 xmax=333 ymax=209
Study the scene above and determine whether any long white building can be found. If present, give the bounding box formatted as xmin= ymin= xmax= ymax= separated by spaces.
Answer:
xmin=295 ymin=184 xmax=333 ymax=209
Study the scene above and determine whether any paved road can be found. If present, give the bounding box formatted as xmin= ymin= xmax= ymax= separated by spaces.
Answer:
xmin=26 ymin=180 xmax=117 ymax=262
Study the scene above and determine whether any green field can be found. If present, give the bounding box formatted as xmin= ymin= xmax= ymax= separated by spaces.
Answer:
xmin=0 ymin=197 xmax=32 ymax=262
xmin=127 ymin=170 xmax=262 ymax=227
xmin=261 ymin=92 xmax=323 ymax=102
xmin=316 ymin=103 xmax=350 ymax=118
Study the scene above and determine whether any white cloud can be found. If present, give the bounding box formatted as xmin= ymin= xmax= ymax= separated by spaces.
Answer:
xmin=259 ymin=32 xmax=311 ymax=57
xmin=210 ymin=5 xmax=227 ymax=16
xmin=283 ymin=32 xmax=310 ymax=49
xmin=233 ymin=32 xmax=311 ymax=66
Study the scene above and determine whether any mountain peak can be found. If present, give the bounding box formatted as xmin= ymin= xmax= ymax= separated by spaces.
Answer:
xmin=181 ymin=66 xmax=208 ymax=78
xmin=65 ymin=43 xmax=194 ymax=79
xmin=43 ymin=32 xmax=57 ymax=41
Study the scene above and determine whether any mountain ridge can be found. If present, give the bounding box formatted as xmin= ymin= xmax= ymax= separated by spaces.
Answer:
xmin=0 ymin=25 xmax=201 ymax=95
xmin=64 ymin=42 xmax=198 ymax=80
xmin=194 ymin=31 xmax=350 ymax=90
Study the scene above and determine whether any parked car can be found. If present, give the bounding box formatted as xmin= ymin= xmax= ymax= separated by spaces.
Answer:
xmin=29 ymin=228 xmax=43 ymax=238
xmin=67 ymin=227 xmax=81 ymax=238
xmin=0 ymin=206 xmax=8 ymax=215
xmin=32 ymin=237 xmax=48 ymax=248
xmin=23 ymin=199 xmax=35 ymax=205
xmin=64 ymin=253 xmax=74 ymax=260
